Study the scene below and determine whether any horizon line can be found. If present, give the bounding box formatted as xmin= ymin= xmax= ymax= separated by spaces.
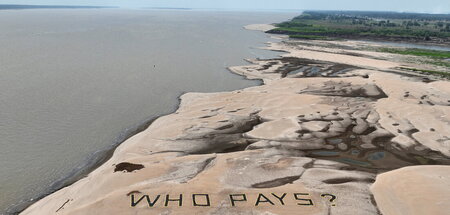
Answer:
xmin=0 ymin=4 xmax=449 ymax=14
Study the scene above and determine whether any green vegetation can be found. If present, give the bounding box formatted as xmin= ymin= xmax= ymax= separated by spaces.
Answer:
xmin=268 ymin=11 xmax=450 ymax=43
xmin=372 ymin=47 xmax=450 ymax=69
xmin=428 ymin=60 xmax=450 ymax=68
xmin=379 ymin=48 xmax=450 ymax=59
xmin=399 ymin=67 xmax=450 ymax=79
xmin=289 ymin=34 xmax=329 ymax=40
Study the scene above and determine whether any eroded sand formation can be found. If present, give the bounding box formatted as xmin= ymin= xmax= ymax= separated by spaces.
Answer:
xmin=21 ymin=26 xmax=450 ymax=215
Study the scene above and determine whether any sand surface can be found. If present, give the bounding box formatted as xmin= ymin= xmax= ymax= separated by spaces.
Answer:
xmin=371 ymin=165 xmax=450 ymax=215
xmin=244 ymin=24 xmax=276 ymax=32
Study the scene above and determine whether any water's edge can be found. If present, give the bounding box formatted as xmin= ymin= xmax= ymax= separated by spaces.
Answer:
xmin=7 ymin=111 xmax=167 ymax=214
xmin=7 ymin=113 xmax=161 ymax=214
xmin=8 ymin=65 xmax=266 ymax=214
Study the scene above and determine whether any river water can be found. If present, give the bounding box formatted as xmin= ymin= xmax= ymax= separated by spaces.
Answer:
xmin=0 ymin=9 xmax=295 ymax=213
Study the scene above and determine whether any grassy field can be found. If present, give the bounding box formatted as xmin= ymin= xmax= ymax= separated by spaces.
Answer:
xmin=268 ymin=11 xmax=450 ymax=43
xmin=289 ymin=34 xmax=329 ymax=40
xmin=399 ymin=67 xmax=450 ymax=79
xmin=378 ymin=48 xmax=450 ymax=59
xmin=373 ymin=47 xmax=450 ymax=69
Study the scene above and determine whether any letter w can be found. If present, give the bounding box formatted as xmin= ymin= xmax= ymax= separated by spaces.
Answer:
xmin=131 ymin=194 xmax=161 ymax=207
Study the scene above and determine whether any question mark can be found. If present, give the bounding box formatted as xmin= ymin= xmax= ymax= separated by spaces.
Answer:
xmin=321 ymin=194 xmax=336 ymax=206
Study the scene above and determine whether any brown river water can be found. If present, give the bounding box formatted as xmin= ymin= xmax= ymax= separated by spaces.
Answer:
xmin=0 ymin=9 xmax=295 ymax=213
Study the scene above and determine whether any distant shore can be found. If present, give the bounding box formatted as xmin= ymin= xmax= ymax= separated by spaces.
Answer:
xmin=0 ymin=4 xmax=115 ymax=10
xmin=267 ymin=10 xmax=450 ymax=47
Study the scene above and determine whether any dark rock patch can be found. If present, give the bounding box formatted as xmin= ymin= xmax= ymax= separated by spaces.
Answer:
xmin=298 ymin=81 xmax=387 ymax=100
xmin=114 ymin=162 xmax=144 ymax=173
xmin=215 ymin=124 xmax=234 ymax=130
xmin=322 ymin=177 xmax=375 ymax=184
xmin=251 ymin=175 xmax=301 ymax=188
xmin=254 ymin=57 xmax=363 ymax=78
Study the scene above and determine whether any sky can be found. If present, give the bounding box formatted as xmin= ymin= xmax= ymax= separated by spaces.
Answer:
xmin=0 ymin=0 xmax=449 ymax=13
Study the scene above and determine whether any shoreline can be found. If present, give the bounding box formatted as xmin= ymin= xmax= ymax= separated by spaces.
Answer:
xmin=7 ymin=115 xmax=161 ymax=214
xmin=8 ymin=25 xmax=271 ymax=214
xmin=19 ymin=24 xmax=450 ymax=214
